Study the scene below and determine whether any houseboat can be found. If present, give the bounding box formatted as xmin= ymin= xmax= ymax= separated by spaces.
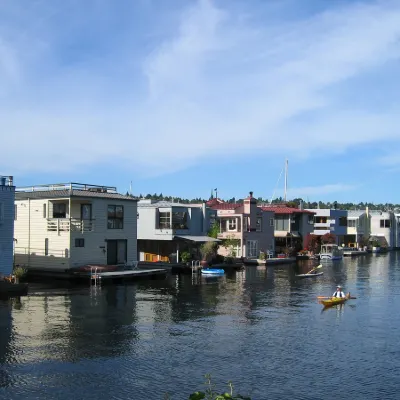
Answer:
xmin=319 ymin=244 xmax=343 ymax=260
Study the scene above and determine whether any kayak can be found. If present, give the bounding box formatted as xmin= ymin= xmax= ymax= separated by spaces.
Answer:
xmin=296 ymin=272 xmax=324 ymax=278
xmin=320 ymin=296 xmax=349 ymax=307
xmin=201 ymin=268 xmax=225 ymax=275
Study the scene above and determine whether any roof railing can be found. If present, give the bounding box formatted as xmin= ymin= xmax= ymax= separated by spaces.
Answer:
xmin=15 ymin=182 xmax=117 ymax=193
xmin=0 ymin=176 xmax=14 ymax=186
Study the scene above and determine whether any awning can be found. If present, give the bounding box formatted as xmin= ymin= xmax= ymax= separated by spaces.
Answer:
xmin=174 ymin=235 xmax=221 ymax=242
xmin=274 ymin=231 xmax=291 ymax=238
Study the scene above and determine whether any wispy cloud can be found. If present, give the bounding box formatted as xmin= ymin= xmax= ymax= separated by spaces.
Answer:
xmin=2 ymin=0 xmax=400 ymax=177
xmin=287 ymin=183 xmax=357 ymax=199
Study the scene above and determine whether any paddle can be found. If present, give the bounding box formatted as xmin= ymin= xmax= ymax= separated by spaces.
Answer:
xmin=306 ymin=264 xmax=322 ymax=274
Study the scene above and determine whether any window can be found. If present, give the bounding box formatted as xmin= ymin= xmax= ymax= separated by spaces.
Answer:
xmin=43 ymin=203 xmax=47 ymax=218
xmin=274 ymin=216 xmax=289 ymax=231
xmin=228 ymin=218 xmax=237 ymax=231
xmin=81 ymin=204 xmax=92 ymax=220
xmin=158 ymin=212 xmax=171 ymax=229
xmin=308 ymin=216 xmax=313 ymax=225
xmin=256 ymin=217 xmax=262 ymax=232
xmin=107 ymin=205 xmax=124 ymax=229
xmin=75 ymin=238 xmax=85 ymax=247
xmin=14 ymin=204 xmax=17 ymax=220
xmin=45 ymin=238 xmax=49 ymax=256
xmin=270 ymin=218 xmax=274 ymax=227
xmin=315 ymin=216 xmax=327 ymax=223
xmin=53 ymin=203 xmax=66 ymax=218
xmin=348 ymin=219 xmax=356 ymax=228
xmin=172 ymin=211 xmax=188 ymax=229
xmin=247 ymin=240 xmax=258 ymax=257
xmin=380 ymin=219 xmax=391 ymax=228
xmin=339 ymin=216 xmax=347 ymax=226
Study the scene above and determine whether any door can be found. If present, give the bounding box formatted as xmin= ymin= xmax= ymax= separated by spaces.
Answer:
xmin=246 ymin=240 xmax=258 ymax=258
xmin=81 ymin=204 xmax=92 ymax=220
xmin=107 ymin=240 xmax=127 ymax=265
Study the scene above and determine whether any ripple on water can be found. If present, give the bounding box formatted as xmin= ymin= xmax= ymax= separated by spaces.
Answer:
xmin=1 ymin=256 xmax=400 ymax=399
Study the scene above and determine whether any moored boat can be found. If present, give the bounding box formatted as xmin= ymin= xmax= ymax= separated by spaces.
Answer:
xmin=319 ymin=244 xmax=343 ymax=260
xmin=201 ymin=268 xmax=225 ymax=275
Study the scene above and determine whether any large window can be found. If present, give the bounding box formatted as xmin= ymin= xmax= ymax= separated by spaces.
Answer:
xmin=172 ymin=211 xmax=188 ymax=229
xmin=53 ymin=203 xmax=66 ymax=218
xmin=380 ymin=219 xmax=391 ymax=228
xmin=159 ymin=212 xmax=171 ymax=229
xmin=274 ymin=216 xmax=289 ymax=231
xmin=348 ymin=219 xmax=356 ymax=228
xmin=247 ymin=240 xmax=258 ymax=257
xmin=107 ymin=205 xmax=124 ymax=229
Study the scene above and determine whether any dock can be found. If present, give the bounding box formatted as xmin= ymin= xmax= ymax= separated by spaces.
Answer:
xmin=343 ymin=250 xmax=368 ymax=257
xmin=0 ymin=281 xmax=29 ymax=298
xmin=244 ymin=257 xmax=296 ymax=266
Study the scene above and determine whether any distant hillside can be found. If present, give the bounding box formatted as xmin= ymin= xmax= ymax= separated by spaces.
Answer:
xmin=131 ymin=192 xmax=399 ymax=212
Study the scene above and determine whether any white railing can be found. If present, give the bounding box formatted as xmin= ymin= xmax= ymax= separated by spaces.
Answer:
xmin=47 ymin=218 xmax=95 ymax=232
xmin=16 ymin=182 xmax=117 ymax=193
xmin=14 ymin=247 xmax=68 ymax=257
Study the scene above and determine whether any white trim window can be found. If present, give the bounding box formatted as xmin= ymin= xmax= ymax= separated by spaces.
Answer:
xmin=247 ymin=240 xmax=258 ymax=257
xmin=228 ymin=218 xmax=237 ymax=231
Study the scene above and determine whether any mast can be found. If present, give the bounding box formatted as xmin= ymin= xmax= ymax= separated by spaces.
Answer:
xmin=284 ymin=159 xmax=288 ymax=202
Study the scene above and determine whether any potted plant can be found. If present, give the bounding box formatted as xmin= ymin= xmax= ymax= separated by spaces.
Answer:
xmin=180 ymin=251 xmax=191 ymax=265
xmin=13 ymin=266 xmax=27 ymax=284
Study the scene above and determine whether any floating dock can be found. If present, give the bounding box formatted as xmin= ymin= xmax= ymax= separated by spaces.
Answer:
xmin=244 ymin=257 xmax=296 ymax=266
xmin=343 ymin=250 xmax=368 ymax=257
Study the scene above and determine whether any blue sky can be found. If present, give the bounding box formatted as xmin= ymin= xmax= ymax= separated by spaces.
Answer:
xmin=1 ymin=0 xmax=400 ymax=203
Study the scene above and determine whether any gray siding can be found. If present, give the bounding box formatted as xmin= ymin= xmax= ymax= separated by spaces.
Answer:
xmin=0 ymin=186 xmax=15 ymax=276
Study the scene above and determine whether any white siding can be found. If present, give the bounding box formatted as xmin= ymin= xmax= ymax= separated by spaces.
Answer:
xmin=14 ymin=195 xmax=138 ymax=271
xmin=0 ymin=185 xmax=15 ymax=276
xmin=14 ymin=198 xmax=70 ymax=270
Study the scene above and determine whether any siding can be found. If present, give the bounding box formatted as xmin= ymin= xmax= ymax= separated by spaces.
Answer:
xmin=14 ymin=198 xmax=70 ymax=270
xmin=69 ymin=198 xmax=137 ymax=267
xmin=0 ymin=185 xmax=15 ymax=276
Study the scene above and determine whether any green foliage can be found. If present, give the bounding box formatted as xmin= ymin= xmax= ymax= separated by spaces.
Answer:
xmin=13 ymin=266 xmax=27 ymax=279
xmin=208 ymin=222 xmax=220 ymax=239
xmin=222 ymin=236 xmax=240 ymax=258
xmin=164 ymin=374 xmax=251 ymax=400
xmin=200 ymin=241 xmax=218 ymax=260
xmin=180 ymin=251 xmax=191 ymax=263
xmin=259 ymin=251 xmax=266 ymax=260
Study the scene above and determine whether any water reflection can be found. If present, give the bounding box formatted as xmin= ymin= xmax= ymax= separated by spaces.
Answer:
xmin=1 ymin=254 xmax=400 ymax=399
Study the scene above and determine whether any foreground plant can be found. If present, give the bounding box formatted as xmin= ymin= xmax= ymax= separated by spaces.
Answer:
xmin=164 ymin=374 xmax=251 ymax=400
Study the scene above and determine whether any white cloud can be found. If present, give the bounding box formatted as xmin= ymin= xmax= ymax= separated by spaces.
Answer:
xmin=287 ymin=183 xmax=357 ymax=199
xmin=2 ymin=0 xmax=400 ymax=176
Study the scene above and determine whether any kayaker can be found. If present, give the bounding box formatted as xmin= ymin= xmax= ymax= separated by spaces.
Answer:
xmin=332 ymin=285 xmax=346 ymax=298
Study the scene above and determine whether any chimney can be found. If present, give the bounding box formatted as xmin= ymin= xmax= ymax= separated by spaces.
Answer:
xmin=299 ymin=200 xmax=304 ymax=210
xmin=249 ymin=191 xmax=253 ymax=198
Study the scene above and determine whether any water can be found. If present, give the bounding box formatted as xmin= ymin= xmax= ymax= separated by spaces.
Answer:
xmin=1 ymin=253 xmax=400 ymax=400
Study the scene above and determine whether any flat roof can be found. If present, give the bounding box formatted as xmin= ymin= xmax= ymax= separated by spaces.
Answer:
xmin=15 ymin=182 xmax=137 ymax=201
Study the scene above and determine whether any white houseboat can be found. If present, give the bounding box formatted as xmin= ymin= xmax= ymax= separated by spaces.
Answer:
xmin=320 ymin=244 xmax=343 ymax=260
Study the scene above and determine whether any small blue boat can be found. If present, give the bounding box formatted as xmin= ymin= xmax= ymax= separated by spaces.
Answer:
xmin=201 ymin=268 xmax=225 ymax=275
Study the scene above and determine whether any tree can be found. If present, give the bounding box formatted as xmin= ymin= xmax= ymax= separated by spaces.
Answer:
xmin=207 ymin=222 xmax=219 ymax=239
xmin=304 ymin=234 xmax=321 ymax=253
xmin=321 ymin=233 xmax=336 ymax=244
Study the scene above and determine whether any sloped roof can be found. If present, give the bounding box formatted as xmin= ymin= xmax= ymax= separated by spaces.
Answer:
xmin=211 ymin=203 xmax=242 ymax=210
xmin=260 ymin=205 xmax=315 ymax=215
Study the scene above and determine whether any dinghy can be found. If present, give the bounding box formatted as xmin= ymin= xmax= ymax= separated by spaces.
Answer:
xmin=201 ymin=268 xmax=225 ymax=275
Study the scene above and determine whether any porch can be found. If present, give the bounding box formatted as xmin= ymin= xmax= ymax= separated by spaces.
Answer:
xmin=45 ymin=199 xmax=96 ymax=232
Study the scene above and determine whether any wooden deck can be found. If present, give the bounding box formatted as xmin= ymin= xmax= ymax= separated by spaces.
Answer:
xmin=72 ymin=268 xmax=168 ymax=283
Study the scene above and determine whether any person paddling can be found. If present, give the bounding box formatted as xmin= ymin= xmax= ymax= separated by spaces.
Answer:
xmin=332 ymin=285 xmax=346 ymax=298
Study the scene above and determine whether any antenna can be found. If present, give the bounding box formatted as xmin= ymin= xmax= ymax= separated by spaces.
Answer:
xmin=129 ymin=181 xmax=132 ymax=195
xmin=270 ymin=165 xmax=284 ymax=203
xmin=284 ymin=158 xmax=288 ymax=202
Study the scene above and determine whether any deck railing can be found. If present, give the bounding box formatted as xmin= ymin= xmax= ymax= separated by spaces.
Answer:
xmin=47 ymin=218 xmax=95 ymax=232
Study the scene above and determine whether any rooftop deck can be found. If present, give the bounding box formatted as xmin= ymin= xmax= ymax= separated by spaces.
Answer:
xmin=16 ymin=182 xmax=117 ymax=193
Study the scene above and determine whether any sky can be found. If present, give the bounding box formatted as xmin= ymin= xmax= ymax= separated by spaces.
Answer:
xmin=1 ymin=0 xmax=400 ymax=203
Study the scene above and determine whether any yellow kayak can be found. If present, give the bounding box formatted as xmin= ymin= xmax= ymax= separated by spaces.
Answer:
xmin=320 ymin=294 xmax=350 ymax=307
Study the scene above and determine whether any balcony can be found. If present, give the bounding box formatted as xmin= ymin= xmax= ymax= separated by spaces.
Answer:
xmin=314 ymin=222 xmax=331 ymax=228
xmin=47 ymin=218 xmax=95 ymax=232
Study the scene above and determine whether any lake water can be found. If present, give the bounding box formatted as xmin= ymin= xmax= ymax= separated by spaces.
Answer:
xmin=1 ymin=253 xmax=400 ymax=400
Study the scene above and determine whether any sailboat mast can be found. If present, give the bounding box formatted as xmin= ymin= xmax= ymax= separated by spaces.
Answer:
xmin=284 ymin=159 xmax=288 ymax=202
